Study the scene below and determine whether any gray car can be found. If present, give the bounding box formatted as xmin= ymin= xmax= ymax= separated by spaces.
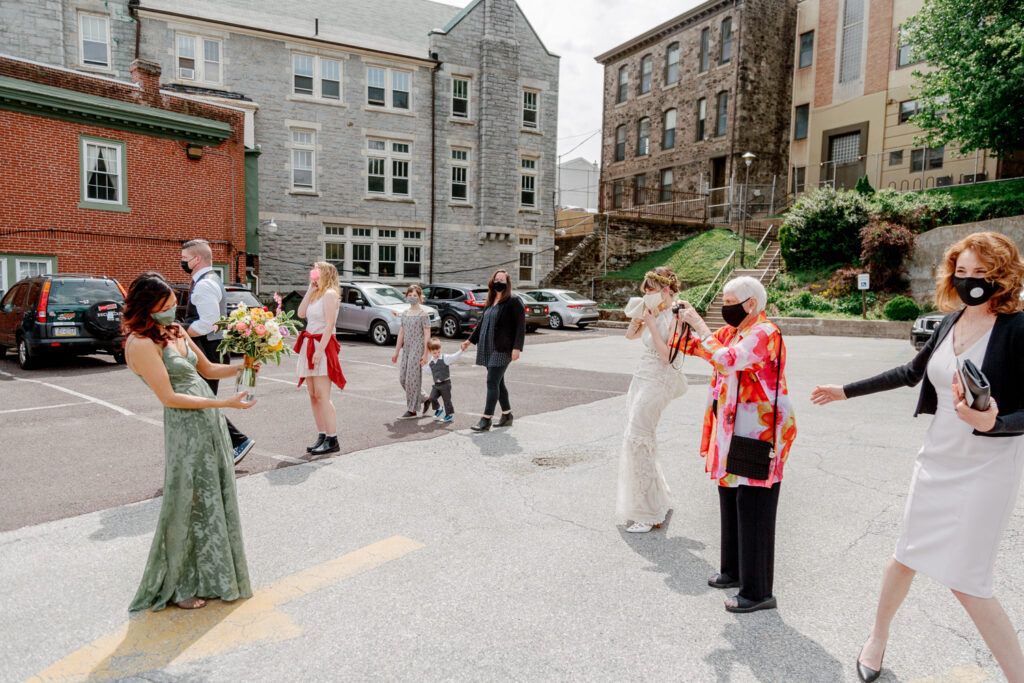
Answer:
xmin=513 ymin=290 xmax=551 ymax=332
xmin=524 ymin=288 xmax=599 ymax=329
xmin=336 ymin=281 xmax=440 ymax=345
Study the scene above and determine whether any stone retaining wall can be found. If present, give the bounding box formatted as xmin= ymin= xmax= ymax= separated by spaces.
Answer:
xmin=597 ymin=309 xmax=912 ymax=339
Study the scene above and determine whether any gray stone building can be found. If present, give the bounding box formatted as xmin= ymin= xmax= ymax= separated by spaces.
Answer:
xmin=595 ymin=0 xmax=796 ymax=217
xmin=1 ymin=0 xmax=558 ymax=290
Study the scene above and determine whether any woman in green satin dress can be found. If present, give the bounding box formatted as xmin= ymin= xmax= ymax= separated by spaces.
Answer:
xmin=122 ymin=273 xmax=256 ymax=611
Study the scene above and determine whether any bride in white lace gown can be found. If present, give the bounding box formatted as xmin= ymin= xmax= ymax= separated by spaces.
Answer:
xmin=616 ymin=268 xmax=689 ymax=533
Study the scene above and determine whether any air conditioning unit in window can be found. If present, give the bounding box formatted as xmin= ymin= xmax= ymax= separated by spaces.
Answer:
xmin=961 ymin=172 xmax=987 ymax=184
xmin=935 ymin=175 xmax=954 ymax=187
xmin=179 ymin=68 xmax=195 ymax=80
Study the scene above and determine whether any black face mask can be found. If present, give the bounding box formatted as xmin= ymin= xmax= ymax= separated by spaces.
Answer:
xmin=181 ymin=259 xmax=193 ymax=275
xmin=492 ymin=281 xmax=507 ymax=293
xmin=953 ymin=276 xmax=997 ymax=307
xmin=722 ymin=298 xmax=751 ymax=328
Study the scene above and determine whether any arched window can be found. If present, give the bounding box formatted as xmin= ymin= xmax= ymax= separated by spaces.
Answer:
xmin=665 ymin=43 xmax=680 ymax=85
xmin=639 ymin=55 xmax=652 ymax=94
xmin=617 ymin=65 xmax=629 ymax=103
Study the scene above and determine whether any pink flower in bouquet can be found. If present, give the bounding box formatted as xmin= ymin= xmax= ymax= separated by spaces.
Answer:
xmin=273 ymin=293 xmax=283 ymax=315
xmin=280 ymin=327 xmax=290 ymax=337
xmin=235 ymin=322 xmax=248 ymax=333
xmin=213 ymin=324 xmax=219 ymax=331
xmin=242 ymin=328 xmax=252 ymax=337
xmin=254 ymin=324 xmax=267 ymax=336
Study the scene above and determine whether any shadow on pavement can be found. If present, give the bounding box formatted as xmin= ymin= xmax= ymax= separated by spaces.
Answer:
xmin=704 ymin=610 xmax=848 ymax=683
xmin=464 ymin=429 xmax=522 ymax=457
xmin=265 ymin=458 xmax=330 ymax=486
xmin=89 ymin=501 xmax=161 ymax=542
xmin=618 ymin=511 xmax=717 ymax=596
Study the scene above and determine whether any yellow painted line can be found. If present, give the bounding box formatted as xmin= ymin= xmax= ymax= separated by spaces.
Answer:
xmin=28 ymin=536 xmax=425 ymax=682
xmin=909 ymin=664 xmax=993 ymax=683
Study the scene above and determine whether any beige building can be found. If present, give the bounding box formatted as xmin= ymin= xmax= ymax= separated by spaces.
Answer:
xmin=789 ymin=0 xmax=1002 ymax=195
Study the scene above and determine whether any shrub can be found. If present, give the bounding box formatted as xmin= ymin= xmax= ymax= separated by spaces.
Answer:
xmin=855 ymin=174 xmax=875 ymax=195
xmin=825 ymin=266 xmax=862 ymax=298
xmin=860 ymin=221 xmax=916 ymax=292
xmin=883 ymin=295 xmax=921 ymax=321
xmin=779 ymin=186 xmax=868 ymax=270
xmin=836 ymin=291 xmax=877 ymax=315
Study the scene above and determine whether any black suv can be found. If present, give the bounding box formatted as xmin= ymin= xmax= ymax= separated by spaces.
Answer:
xmin=172 ymin=281 xmax=263 ymax=323
xmin=0 ymin=274 xmax=126 ymax=369
xmin=422 ymin=283 xmax=488 ymax=338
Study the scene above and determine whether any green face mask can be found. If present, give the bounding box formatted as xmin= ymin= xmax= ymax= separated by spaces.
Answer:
xmin=150 ymin=308 xmax=176 ymax=326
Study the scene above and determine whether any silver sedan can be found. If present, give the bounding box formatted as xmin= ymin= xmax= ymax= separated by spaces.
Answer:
xmin=523 ymin=289 xmax=599 ymax=329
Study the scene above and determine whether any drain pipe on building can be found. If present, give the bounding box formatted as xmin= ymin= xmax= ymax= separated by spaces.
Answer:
xmin=428 ymin=54 xmax=441 ymax=283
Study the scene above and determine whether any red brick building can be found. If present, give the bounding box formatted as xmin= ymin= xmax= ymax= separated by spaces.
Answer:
xmin=0 ymin=55 xmax=252 ymax=294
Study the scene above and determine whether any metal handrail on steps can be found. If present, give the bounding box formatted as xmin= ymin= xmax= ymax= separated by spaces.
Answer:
xmin=759 ymin=251 xmax=782 ymax=288
xmin=696 ymin=249 xmax=737 ymax=312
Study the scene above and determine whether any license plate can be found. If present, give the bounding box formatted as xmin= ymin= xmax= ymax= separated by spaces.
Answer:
xmin=106 ymin=311 xmax=118 ymax=321
xmin=54 ymin=326 xmax=77 ymax=337
xmin=586 ymin=307 xmax=595 ymax=312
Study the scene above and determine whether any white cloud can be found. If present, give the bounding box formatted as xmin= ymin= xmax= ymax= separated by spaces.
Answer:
xmin=448 ymin=0 xmax=705 ymax=166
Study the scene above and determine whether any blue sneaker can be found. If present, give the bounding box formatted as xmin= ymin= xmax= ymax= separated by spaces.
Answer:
xmin=434 ymin=407 xmax=444 ymax=419
xmin=442 ymin=413 xmax=454 ymax=423
xmin=233 ymin=438 xmax=255 ymax=465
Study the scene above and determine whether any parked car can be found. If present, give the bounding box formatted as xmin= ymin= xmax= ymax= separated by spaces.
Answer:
xmin=523 ymin=288 xmax=599 ymax=329
xmin=910 ymin=311 xmax=945 ymax=350
xmin=336 ymin=281 xmax=440 ymax=345
xmin=513 ymin=290 xmax=550 ymax=332
xmin=172 ymin=282 xmax=262 ymax=323
xmin=423 ymin=283 xmax=487 ymax=338
xmin=0 ymin=273 xmax=126 ymax=369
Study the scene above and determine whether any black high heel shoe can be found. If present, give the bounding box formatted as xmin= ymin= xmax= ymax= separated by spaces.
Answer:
xmin=496 ymin=412 xmax=513 ymax=427
xmin=856 ymin=644 xmax=884 ymax=683
xmin=471 ymin=417 xmax=492 ymax=432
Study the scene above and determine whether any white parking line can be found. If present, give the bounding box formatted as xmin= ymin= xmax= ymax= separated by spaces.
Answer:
xmin=0 ymin=370 xmax=135 ymax=416
xmin=0 ymin=401 xmax=91 ymax=414
xmin=506 ymin=379 xmax=624 ymax=395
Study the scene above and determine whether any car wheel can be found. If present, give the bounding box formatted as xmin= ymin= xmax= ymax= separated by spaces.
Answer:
xmin=441 ymin=315 xmax=460 ymax=339
xmin=526 ymin=324 xmax=538 ymax=333
xmin=370 ymin=320 xmax=393 ymax=346
xmin=577 ymin=323 xmax=589 ymax=329
xmin=549 ymin=313 xmax=563 ymax=330
xmin=17 ymin=337 xmax=38 ymax=370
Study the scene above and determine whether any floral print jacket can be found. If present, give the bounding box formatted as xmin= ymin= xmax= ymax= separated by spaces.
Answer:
xmin=672 ymin=311 xmax=797 ymax=488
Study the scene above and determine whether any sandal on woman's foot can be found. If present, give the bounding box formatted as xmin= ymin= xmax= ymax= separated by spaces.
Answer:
xmin=175 ymin=596 xmax=207 ymax=610
xmin=724 ymin=595 xmax=776 ymax=613
xmin=708 ymin=573 xmax=740 ymax=589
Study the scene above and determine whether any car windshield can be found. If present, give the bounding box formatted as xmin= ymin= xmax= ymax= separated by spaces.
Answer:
xmin=514 ymin=291 xmax=536 ymax=303
xmin=560 ymin=291 xmax=590 ymax=302
xmin=48 ymin=279 xmax=122 ymax=306
xmin=227 ymin=291 xmax=261 ymax=308
xmin=365 ymin=286 xmax=406 ymax=306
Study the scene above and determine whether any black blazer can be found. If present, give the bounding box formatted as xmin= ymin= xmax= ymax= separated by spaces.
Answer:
xmin=468 ymin=296 xmax=526 ymax=353
xmin=844 ymin=310 xmax=1024 ymax=437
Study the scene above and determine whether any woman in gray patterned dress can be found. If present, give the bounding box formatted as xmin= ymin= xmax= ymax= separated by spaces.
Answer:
xmin=392 ymin=284 xmax=431 ymax=419
xmin=461 ymin=269 xmax=526 ymax=432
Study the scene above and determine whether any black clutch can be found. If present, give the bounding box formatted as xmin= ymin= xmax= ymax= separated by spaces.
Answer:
xmin=959 ymin=358 xmax=991 ymax=411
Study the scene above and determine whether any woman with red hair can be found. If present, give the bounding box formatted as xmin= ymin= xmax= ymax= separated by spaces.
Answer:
xmin=813 ymin=232 xmax=1024 ymax=681
xmin=122 ymin=272 xmax=255 ymax=612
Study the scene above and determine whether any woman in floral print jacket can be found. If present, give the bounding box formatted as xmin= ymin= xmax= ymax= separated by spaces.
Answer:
xmin=673 ymin=276 xmax=797 ymax=614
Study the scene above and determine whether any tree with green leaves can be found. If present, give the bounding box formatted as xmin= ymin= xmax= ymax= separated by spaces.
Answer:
xmin=906 ymin=0 xmax=1024 ymax=158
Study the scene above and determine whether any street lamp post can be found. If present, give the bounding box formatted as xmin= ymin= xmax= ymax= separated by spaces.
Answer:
xmin=740 ymin=152 xmax=756 ymax=267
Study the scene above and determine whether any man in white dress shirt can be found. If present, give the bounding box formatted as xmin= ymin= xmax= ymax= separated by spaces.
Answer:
xmin=180 ymin=239 xmax=254 ymax=465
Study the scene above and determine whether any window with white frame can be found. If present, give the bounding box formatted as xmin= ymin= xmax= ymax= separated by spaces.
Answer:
xmin=176 ymin=34 xmax=221 ymax=84
xmin=699 ymin=28 xmax=710 ymax=72
xmin=663 ymin=109 xmax=676 ymax=150
xmin=452 ymin=77 xmax=470 ymax=118
xmin=366 ymin=66 xmax=410 ymax=109
xmin=451 ymin=148 xmax=469 ymax=201
xmin=522 ymin=89 xmax=539 ymax=129
xmin=293 ymin=53 xmax=341 ymax=100
xmin=637 ymin=117 xmax=650 ymax=156
xmin=520 ymin=157 xmax=537 ymax=208
xmin=615 ymin=124 xmax=626 ymax=162
xmin=352 ymin=243 xmax=371 ymax=276
xmin=617 ymin=65 xmax=629 ymax=103
xmin=720 ymin=18 xmax=733 ymax=64
xmin=366 ymin=138 xmax=412 ymax=196
xmin=79 ymin=13 xmax=110 ymax=68
xmin=404 ymin=246 xmax=421 ymax=278
xmin=290 ymin=129 xmax=316 ymax=190
xmin=518 ymin=236 xmax=535 ymax=283
xmin=378 ymin=245 xmax=397 ymax=277
xmin=639 ymin=55 xmax=652 ymax=94
xmin=353 ymin=227 xmax=371 ymax=237
xmin=660 ymin=168 xmax=673 ymax=202
xmin=404 ymin=230 xmax=422 ymax=240
xmin=80 ymin=136 xmax=125 ymax=208
xmin=715 ymin=91 xmax=729 ymax=137
xmin=379 ymin=228 xmax=397 ymax=238
xmin=665 ymin=43 xmax=680 ymax=85
xmin=325 ymin=226 xmax=423 ymax=279
xmin=17 ymin=259 xmax=52 ymax=281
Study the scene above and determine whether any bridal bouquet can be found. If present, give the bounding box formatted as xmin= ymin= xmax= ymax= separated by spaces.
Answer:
xmin=215 ymin=293 xmax=304 ymax=401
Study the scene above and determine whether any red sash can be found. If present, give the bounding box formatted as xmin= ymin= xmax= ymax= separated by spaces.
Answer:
xmin=294 ymin=331 xmax=346 ymax=391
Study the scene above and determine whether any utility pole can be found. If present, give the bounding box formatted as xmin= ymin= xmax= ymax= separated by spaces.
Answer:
xmin=740 ymin=151 xmax=756 ymax=267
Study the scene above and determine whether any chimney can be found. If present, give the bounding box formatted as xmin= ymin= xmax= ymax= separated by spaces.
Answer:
xmin=130 ymin=58 xmax=162 ymax=105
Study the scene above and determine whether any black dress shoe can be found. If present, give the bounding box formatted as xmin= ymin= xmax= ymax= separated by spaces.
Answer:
xmin=724 ymin=595 xmax=777 ymax=613
xmin=306 ymin=434 xmax=326 ymax=453
xmin=707 ymin=573 xmax=740 ymax=589
xmin=471 ymin=417 xmax=492 ymax=432
xmin=310 ymin=435 xmax=340 ymax=455
xmin=856 ymin=646 xmax=884 ymax=683
xmin=496 ymin=412 xmax=513 ymax=427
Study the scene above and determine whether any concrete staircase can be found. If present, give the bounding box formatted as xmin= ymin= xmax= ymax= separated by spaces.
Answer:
xmin=702 ymin=240 xmax=782 ymax=329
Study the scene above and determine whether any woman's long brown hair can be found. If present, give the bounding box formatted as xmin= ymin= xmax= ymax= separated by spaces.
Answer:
xmin=122 ymin=272 xmax=183 ymax=347
xmin=484 ymin=269 xmax=512 ymax=308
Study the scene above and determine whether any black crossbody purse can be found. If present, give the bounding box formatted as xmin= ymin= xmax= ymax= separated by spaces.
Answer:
xmin=724 ymin=336 xmax=782 ymax=481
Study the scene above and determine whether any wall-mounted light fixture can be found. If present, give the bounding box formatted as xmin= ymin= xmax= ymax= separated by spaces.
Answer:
xmin=185 ymin=143 xmax=204 ymax=160
xmin=259 ymin=218 xmax=278 ymax=234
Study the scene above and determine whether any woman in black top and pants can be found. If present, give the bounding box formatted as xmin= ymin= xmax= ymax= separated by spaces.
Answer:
xmin=813 ymin=231 xmax=1024 ymax=682
xmin=461 ymin=269 xmax=526 ymax=432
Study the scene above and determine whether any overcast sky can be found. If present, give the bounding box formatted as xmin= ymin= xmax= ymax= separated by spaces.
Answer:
xmin=449 ymin=0 xmax=704 ymax=166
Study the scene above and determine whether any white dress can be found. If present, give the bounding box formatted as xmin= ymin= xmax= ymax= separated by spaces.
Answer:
xmin=895 ymin=328 xmax=1024 ymax=598
xmin=296 ymin=295 xmax=331 ymax=378
xmin=615 ymin=308 xmax=689 ymax=525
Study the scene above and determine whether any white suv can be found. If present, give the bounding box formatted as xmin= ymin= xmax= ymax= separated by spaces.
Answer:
xmin=336 ymin=281 xmax=440 ymax=345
